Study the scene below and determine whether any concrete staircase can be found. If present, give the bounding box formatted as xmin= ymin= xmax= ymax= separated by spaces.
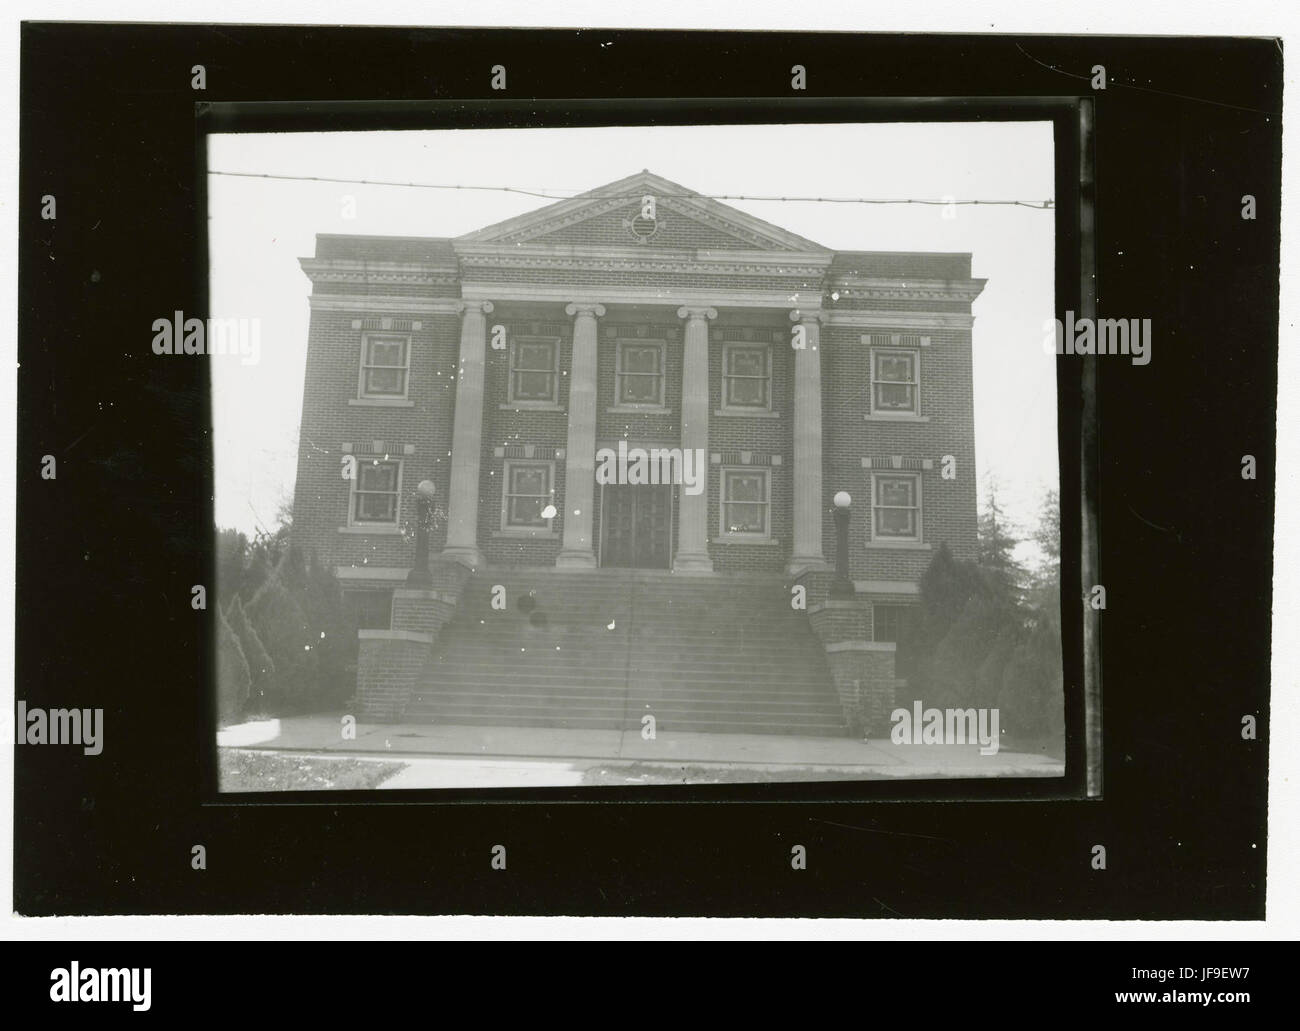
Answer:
xmin=404 ymin=568 xmax=847 ymax=736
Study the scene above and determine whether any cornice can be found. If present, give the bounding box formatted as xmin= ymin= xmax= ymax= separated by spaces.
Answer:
xmin=823 ymin=311 xmax=977 ymax=329
xmin=308 ymin=295 xmax=464 ymax=314
xmin=830 ymin=276 xmax=988 ymax=302
xmin=299 ymin=257 xmax=460 ymax=286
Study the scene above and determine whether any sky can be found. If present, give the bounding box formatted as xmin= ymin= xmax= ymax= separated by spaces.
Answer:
xmin=208 ymin=120 xmax=1057 ymax=547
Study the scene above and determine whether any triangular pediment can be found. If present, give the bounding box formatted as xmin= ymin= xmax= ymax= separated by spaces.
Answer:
xmin=456 ymin=171 xmax=830 ymax=254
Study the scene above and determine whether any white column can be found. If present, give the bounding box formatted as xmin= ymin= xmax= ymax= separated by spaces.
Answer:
xmin=441 ymin=300 xmax=493 ymax=568
xmin=674 ymin=305 xmax=716 ymax=573
xmin=788 ymin=308 xmax=828 ymax=574
xmin=556 ymin=302 xmax=605 ymax=568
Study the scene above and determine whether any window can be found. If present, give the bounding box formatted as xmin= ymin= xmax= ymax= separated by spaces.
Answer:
xmin=359 ymin=333 xmax=411 ymax=399
xmin=871 ymin=347 xmax=920 ymax=415
xmin=722 ymin=343 xmax=771 ymax=410
xmin=502 ymin=460 xmax=554 ymax=531
xmin=509 ymin=336 xmax=559 ymax=403
xmin=873 ymin=604 xmax=916 ymax=644
xmin=342 ymin=589 xmax=394 ymax=631
xmin=615 ymin=340 xmax=665 ymax=406
xmin=721 ymin=468 xmax=771 ymax=537
xmin=351 ymin=459 xmax=402 ymax=526
xmin=871 ymin=473 xmax=921 ymax=542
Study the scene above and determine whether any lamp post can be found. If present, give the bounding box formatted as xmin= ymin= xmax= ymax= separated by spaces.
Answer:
xmin=830 ymin=491 xmax=854 ymax=600
xmin=406 ymin=480 xmax=437 ymax=587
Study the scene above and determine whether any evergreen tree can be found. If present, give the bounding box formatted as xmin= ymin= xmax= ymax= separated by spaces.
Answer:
xmin=247 ymin=561 xmax=314 ymax=707
xmin=216 ymin=604 xmax=251 ymax=726
xmin=977 ymin=484 xmax=1027 ymax=605
xmin=216 ymin=528 xmax=249 ymax=609
xmin=228 ymin=594 xmax=275 ymax=705
xmin=296 ymin=550 xmax=353 ymax=703
xmin=1026 ymin=488 xmax=1062 ymax=630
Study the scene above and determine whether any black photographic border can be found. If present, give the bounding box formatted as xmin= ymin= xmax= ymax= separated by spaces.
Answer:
xmin=16 ymin=25 xmax=1276 ymax=918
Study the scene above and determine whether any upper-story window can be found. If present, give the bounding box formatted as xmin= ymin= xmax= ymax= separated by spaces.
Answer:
xmin=870 ymin=472 xmax=922 ymax=543
xmin=722 ymin=343 xmax=772 ymax=411
xmin=358 ymin=332 xmax=411 ymax=399
xmin=508 ymin=336 xmax=560 ymax=404
xmin=615 ymin=340 xmax=666 ymax=407
xmin=868 ymin=334 xmax=925 ymax=416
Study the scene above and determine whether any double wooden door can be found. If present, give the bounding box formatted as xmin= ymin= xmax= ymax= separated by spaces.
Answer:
xmin=600 ymin=484 xmax=673 ymax=569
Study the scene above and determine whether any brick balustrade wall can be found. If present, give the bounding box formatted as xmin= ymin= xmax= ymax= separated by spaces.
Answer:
xmin=353 ymin=561 xmax=470 ymax=719
xmin=808 ymin=601 xmax=899 ymax=736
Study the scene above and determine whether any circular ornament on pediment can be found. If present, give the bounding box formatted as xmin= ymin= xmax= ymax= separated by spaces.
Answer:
xmin=621 ymin=213 xmax=664 ymax=245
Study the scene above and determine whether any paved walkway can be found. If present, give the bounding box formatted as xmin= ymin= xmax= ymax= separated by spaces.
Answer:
xmin=218 ymin=714 xmax=1064 ymax=784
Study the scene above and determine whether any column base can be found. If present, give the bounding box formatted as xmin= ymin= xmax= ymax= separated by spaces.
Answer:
xmin=787 ymin=555 xmax=830 ymax=576
xmin=555 ymin=549 xmax=597 ymax=570
xmin=672 ymin=552 xmax=715 ymax=574
xmin=440 ymin=545 xmax=484 ymax=570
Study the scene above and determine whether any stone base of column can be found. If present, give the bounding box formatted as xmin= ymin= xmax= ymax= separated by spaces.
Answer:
xmin=440 ymin=545 xmax=484 ymax=570
xmin=672 ymin=551 xmax=715 ymax=574
xmin=555 ymin=548 xmax=597 ymax=570
xmin=788 ymin=554 xmax=830 ymax=576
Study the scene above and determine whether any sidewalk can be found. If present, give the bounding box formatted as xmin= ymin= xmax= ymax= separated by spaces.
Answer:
xmin=218 ymin=713 xmax=1065 ymax=781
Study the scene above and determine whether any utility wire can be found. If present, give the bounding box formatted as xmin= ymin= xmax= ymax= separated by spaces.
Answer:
xmin=208 ymin=170 xmax=1054 ymax=209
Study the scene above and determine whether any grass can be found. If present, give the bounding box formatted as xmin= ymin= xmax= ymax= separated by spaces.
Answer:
xmin=219 ymin=748 xmax=406 ymax=792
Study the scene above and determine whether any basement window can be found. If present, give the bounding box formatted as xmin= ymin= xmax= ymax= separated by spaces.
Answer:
xmin=342 ymin=589 xmax=394 ymax=631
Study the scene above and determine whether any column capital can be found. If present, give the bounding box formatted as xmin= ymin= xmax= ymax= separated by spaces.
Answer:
xmin=456 ymin=300 xmax=494 ymax=316
xmin=565 ymin=302 xmax=607 ymax=319
xmin=677 ymin=305 xmax=718 ymax=322
xmin=789 ymin=308 xmax=825 ymax=325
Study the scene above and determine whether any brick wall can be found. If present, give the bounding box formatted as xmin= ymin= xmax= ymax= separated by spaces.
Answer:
xmin=290 ymin=305 xmax=460 ymax=573
xmin=291 ymin=231 xmax=979 ymax=586
xmin=355 ymin=632 xmax=430 ymax=720
xmin=820 ymin=322 xmax=979 ymax=584
xmin=352 ymin=563 xmax=471 ymax=719
xmin=808 ymin=602 xmax=900 ymax=735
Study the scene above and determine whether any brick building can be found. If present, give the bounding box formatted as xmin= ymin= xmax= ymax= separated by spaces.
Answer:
xmin=291 ymin=171 xmax=986 ymax=735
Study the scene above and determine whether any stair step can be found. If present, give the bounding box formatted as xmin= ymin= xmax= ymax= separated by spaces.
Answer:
xmin=405 ymin=569 xmax=847 ymax=737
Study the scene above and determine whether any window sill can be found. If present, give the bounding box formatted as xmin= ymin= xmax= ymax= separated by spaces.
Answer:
xmin=350 ymin=398 xmax=414 ymax=408
xmin=716 ymin=408 xmax=781 ymax=419
xmin=338 ymin=525 xmax=403 ymax=535
xmin=865 ymin=540 xmax=931 ymax=550
xmin=865 ymin=413 xmax=929 ymax=422
xmin=607 ymin=405 xmax=672 ymax=415
xmin=493 ymin=529 xmax=559 ymax=540
xmin=500 ymin=402 xmax=565 ymax=412
xmin=713 ymin=536 xmax=780 ymax=546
